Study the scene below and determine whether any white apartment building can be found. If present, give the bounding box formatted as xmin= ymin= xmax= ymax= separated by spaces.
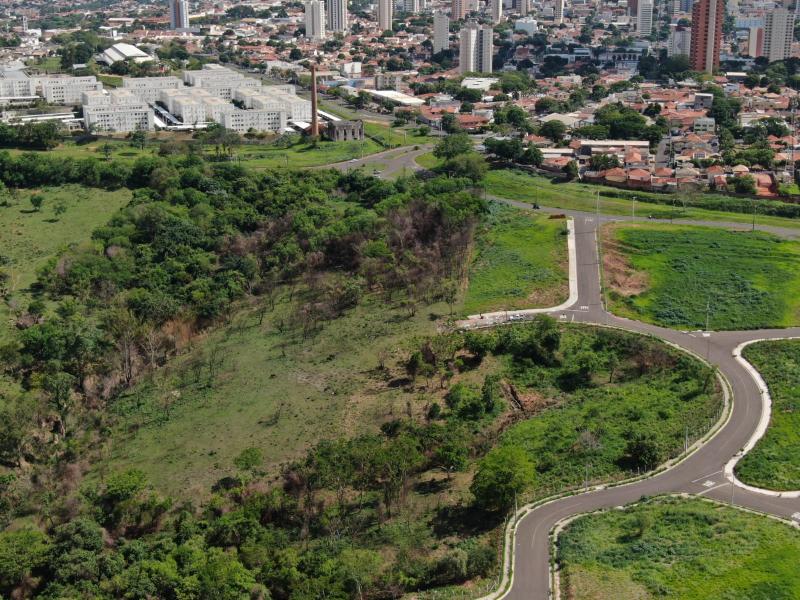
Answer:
xmin=169 ymin=0 xmax=190 ymax=30
xmin=183 ymin=65 xmax=260 ymax=100
xmin=34 ymin=76 xmax=103 ymax=105
xmin=0 ymin=69 xmax=34 ymax=97
xmin=489 ymin=0 xmax=503 ymax=23
xmin=378 ymin=0 xmax=393 ymax=30
xmin=514 ymin=16 xmax=538 ymax=35
xmin=305 ymin=0 xmax=327 ymax=41
xmin=554 ymin=0 xmax=564 ymax=24
xmin=637 ymin=0 xmax=653 ymax=37
xmin=460 ymin=21 xmax=493 ymax=74
xmin=327 ymin=0 xmax=349 ymax=32
xmin=433 ymin=10 xmax=450 ymax=54
xmin=221 ymin=109 xmax=287 ymax=133
xmin=764 ymin=9 xmax=794 ymax=62
xmin=121 ymin=76 xmax=182 ymax=103
xmin=667 ymin=26 xmax=691 ymax=56
xmin=83 ymin=89 xmax=154 ymax=132
xmin=233 ymin=84 xmax=311 ymax=121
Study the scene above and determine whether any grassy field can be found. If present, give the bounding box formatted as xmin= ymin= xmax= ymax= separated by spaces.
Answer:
xmin=496 ymin=326 xmax=722 ymax=496
xmin=603 ymin=223 xmax=800 ymax=330
xmin=462 ymin=203 xmax=568 ymax=315
xmin=95 ymin=294 xmax=456 ymax=497
xmin=485 ymin=169 xmax=800 ymax=232
xmin=0 ymin=185 xmax=132 ymax=338
xmin=558 ymin=496 xmax=800 ymax=599
xmin=735 ymin=340 xmax=800 ymax=490
xmin=415 ymin=151 xmax=442 ymax=170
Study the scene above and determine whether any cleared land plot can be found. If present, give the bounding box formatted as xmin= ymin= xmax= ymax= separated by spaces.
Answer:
xmin=603 ymin=223 xmax=800 ymax=330
xmin=735 ymin=340 xmax=800 ymax=490
xmin=558 ymin=496 xmax=800 ymax=599
xmin=462 ymin=203 xmax=568 ymax=316
xmin=484 ymin=168 xmax=800 ymax=232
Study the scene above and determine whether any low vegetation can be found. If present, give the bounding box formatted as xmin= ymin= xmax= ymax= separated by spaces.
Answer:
xmin=735 ymin=340 xmax=800 ymax=490
xmin=558 ymin=496 xmax=800 ymax=599
xmin=604 ymin=223 xmax=800 ymax=330
xmin=462 ymin=203 xmax=568 ymax=316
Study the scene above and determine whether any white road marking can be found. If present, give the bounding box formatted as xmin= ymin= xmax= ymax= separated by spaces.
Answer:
xmin=792 ymin=512 xmax=800 ymax=522
xmin=702 ymin=480 xmax=715 ymax=488
xmin=580 ymin=305 xmax=589 ymax=311
xmin=695 ymin=483 xmax=728 ymax=496
xmin=691 ymin=470 xmax=721 ymax=483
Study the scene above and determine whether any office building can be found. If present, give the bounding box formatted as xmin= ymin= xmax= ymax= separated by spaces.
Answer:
xmin=489 ymin=0 xmax=503 ymax=22
xmin=327 ymin=0 xmax=348 ymax=32
xmin=763 ymin=9 xmax=794 ymax=62
xmin=667 ymin=26 xmax=692 ymax=56
xmin=169 ymin=0 xmax=189 ymax=30
xmin=378 ymin=0 xmax=393 ymax=30
xmin=83 ymin=89 xmax=154 ymax=132
xmin=433 ymin=10 xmax=450 ymax=53
xmin=637 ymin=0 xmax=653 ymax=37
xmin=459 ymin=21 xmax=493 ymax=73
xmin=690 ymin=0 xmax=724 ymax=73
xmin=121 ymin=76 xmax=182 ymax=104
xmin=305 ymin=0 xmax=327 ymax=41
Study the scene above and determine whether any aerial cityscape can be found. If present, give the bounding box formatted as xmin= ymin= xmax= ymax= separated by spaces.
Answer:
xmin=0 ymin=0 xmax=798 ymax=597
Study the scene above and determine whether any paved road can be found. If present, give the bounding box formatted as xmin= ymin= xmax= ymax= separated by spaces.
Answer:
xmin=463 ymin=210 xmax=800 ymax=600
xmin=326 ymin=143 xmax=433 ymax=178
xmin=335 ymin=146 xmax=800 ymax=598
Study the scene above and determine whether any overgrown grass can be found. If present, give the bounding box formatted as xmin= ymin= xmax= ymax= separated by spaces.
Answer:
xmin=496 ymin=326 xmax=721 ymax=496
xmin=415 ymin=151 xmax=442 ymax=170
xmin=0 ymin=185 xmax=132 ymax=339
xmin=735 ymin=340 xmax=800 ymax=490
xmin=605 ymin=223 xmax=800 ymax=330
xmin=485 ymin=168 xmax=800 ymax=231
xmin=558 ymin=496 xmax=800 ymax=599
xmin=462 ymin=203 xmax=568 ymax=315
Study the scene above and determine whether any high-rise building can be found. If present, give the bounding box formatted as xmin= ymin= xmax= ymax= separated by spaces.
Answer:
xmin=554 ymin=0 xmax=564 ymax=24
xmin=763 ymin=8 xmax=794 ymax=62
xmin=745 ymin=26 xmax=764 ymax=57
xmin=453 ymin=0 xmax=468 ymax=19
xmin=459 ymin=21 xmax=493 ymax=73
xmin=489 ymin=0 xmax=503 ymax=22
xmin=326 ymin=0 xmax=348 ymax=32
xmin=667 ymin=25 xmax=692 ymax=56
xmin=637 ymin=0 xmax=653 ymax=36
xmin=402 ymin=0 xmax=423 ymax=12
xmin=378 ymin=0 xmax=393 ymax=30
xmin=433 ymin=10 xmax=450 ymax=53
xmin=305 ymin=0 xmax=327 ymax=41
xmin=689 ymin=0 xmax=724 ymax=73
xmin=169 ymin=0 xmax=189 ymax=30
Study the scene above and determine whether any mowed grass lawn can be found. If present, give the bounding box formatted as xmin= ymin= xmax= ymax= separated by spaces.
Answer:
xmin=558 ymin=496 xmax=800 ymax=599
xmin=605 ymin=223 xmax=800 ymax=330
xmin=736 ymin=340 xmax=800 ymax=490
xmin=96 ymin=295 xmax=451 ymax=498
xmin=462 ymin=203 xmax=568 ymax=316
xmin=484 ymin=168 xmax=800 ymax=232
xmin=0 ymin=185 xmax=132 ymax=338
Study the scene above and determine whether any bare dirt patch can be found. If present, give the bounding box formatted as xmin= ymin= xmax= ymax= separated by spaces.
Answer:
xmin=601 ymin=224 xmax=649 ymax=297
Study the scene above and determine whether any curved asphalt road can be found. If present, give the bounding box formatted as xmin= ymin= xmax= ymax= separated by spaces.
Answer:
xmin=332 ymin=148 xmax=800 ymax=598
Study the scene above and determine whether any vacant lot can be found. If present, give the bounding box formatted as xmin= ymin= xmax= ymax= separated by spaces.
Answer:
xmin=604 ymin=223 xmax=800 ymax=330
xmin=462 ymin=203 xmax=568 ymax=316
xmin=558 ymin=496 xmax=800 ymax=599
xmin=0 ymin=185 xmax=132 ymax=338
xmin=484 ymin=169 xmax=800 ymax=231
xmin=735 ymin=340 xmax=800 ymax=490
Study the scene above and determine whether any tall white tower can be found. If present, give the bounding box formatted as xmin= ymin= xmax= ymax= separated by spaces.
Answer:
xmin=378 ymin=0 xmax=394 ymax=30
xmin=305 ymin=0 xmax=327 ymax=41
xmin=433 ymin=10 xmax=450 ymax=53
xmin=169 ymin=0 xmax=189 ymax=30
xmin=637 ymin=0 xmax=653 ymax=37
xmin=764 ymin=8 xmax=795 ymax=62
xmin=326 ymin=0 xmax=349 ymax=32
xmin=489 ymin=0 xmax=503 ymax=23
xmin=459 ymin=21 xmax=493 ymax=73
xmin=554 ymin=0 xmax=564 ymax=24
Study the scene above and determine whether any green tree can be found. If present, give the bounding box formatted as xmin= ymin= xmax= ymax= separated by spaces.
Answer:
xmin=433 ymin=132 xmax=473 ymax=159
xmin=539 ymin=120 xmax=566 ymax=142
xmin=471 ymin=445 xmax=534 ymax=512
xmin=441 ymin=152 xmax=488 ymax=182
xmin=0 ymin=528 xmax=49 ymax=595
xmin=30 ymin=193 xmax=44 ymax=212
xmin=563 ymin=159 xmax=579 ymax=181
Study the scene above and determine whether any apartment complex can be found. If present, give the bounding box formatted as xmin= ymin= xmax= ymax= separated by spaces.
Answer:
xmin=459 ymin=22 xmax=493 ymax=74
xmin=220 ymin=109 xmax=288 ymax=133
xmin=326 ymin=0 xmax=348 ymax=32
xmin=305 ymin=0 xmax=327 ymax=42
xmin=763 ymin=9 xmax=795 ymax=63
xmin=232 ymin=85 xmax=312 ymax=121
xmin=433 ymin=10 xmax=450 ymax=53
xmin=637 ymin=0 xmax=653 ymax=37
xmin=377 ymin=0 xmax=393 ymax=31
xmin=122 ymin=76 xmax=182 ymax=103
xmin=83 ymin=89 xmax=154 ymax=132
xmin=689 ymin=0 xmax=723 ymax=73
xmin=183 ymin=65 xmax=261 ymax=99
xmin=35 ymin=76 xmax=103 ymax=105
xmin=169 ymin=0 xmax=189 ymax=30
xmin=667 ymin=26 xmax=691 ymax=56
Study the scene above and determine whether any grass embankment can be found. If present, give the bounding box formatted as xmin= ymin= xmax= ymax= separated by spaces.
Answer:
xmin=735 ymin=340 xmax=800 ymax=490
xmin=0 ymin=185 xmax=132 ymax=339
xmin=462 ymin=203 xmax=568 ymax=315
xmin=603 ymin=223 xmax=800 ymax=330
xmin=558 ymin=496 xmax=800 ymax=599
xmin=415 ymin=151 xmax=442 ymax=170
xmin=485 ymin=169 xmax=800 ymax=232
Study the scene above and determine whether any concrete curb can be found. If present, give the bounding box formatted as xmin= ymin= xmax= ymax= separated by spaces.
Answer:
xmin=724 ymin=337 xmax=800 ymax=498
